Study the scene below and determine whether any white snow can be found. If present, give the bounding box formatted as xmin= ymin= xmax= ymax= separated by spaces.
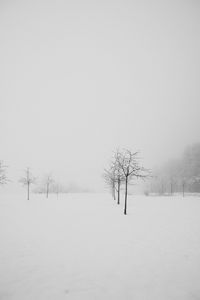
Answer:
xmin=0 ymin=193 xmax=200 ymax=300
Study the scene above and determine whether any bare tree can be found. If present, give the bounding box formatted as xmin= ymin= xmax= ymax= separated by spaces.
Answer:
xmin=169 ymin=176 xmax=176 ymax=195
xmin=178 ymin=160 xmax=188 ymax=197
xmin=180 ymin=177 xmax=186 ymax=197
xmin=116 ymin=149 xmax=149 ymax=215
xmin=103 ymin=168 xmax=116 ymax=200
xmin=112 ymin=150 xmax=125 ymax=205
xmin=150 ymin=143 xmax=200 ymax=196
xmin=44 ymin=174 xmax=54 ymax=198
xmin=19 ymin=167 xmax=36 ymax=200
xmin=0 ymin=161 xmax=8 ymax=185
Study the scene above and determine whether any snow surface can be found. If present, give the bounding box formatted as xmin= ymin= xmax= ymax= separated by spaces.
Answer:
xmin=0 ymin=193 xmax=200 ymax=300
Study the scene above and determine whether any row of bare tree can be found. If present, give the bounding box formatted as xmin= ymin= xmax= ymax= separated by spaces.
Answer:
xmin=0 ymin=163 xmax=55 ymax=200
xmin=147 ymin=143 xmax=200 ymax=196
xmin=104 ymin=149 xmax=149 ymax=215
xmin=19 ymin=168 xmax=55 ymax=200
xmin=0 ymin=163 xmax=90 ymax=200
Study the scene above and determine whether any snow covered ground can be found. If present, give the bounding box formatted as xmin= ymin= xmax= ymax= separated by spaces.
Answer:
xmin=0 ymin=193 xmax=200 ymax=300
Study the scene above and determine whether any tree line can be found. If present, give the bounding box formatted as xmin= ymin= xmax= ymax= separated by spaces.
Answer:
xmin=104 ymin=149 xmax=149 ymax=215
xmin=0 ymin=164 xmax=91 ymax=200
xmin=147 ymin=143 xmax=200 ymax=196
xmin=0 ymin=164 xmax=67 ymax=200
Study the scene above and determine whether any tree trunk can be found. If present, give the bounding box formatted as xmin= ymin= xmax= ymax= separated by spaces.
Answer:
xmin=124 ymin=177 xmax=128 ymax=215
xmin=46 ymin=183 xmax=49 ymax=198
xmin=27 ymin=183 xmax=30 ymax=200
xmin=117 ymin=178 xmax=120 ymax=205
xmin=113 ymin=182 xmax=116 ymax=200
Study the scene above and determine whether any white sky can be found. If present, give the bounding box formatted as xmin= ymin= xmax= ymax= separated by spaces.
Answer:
xmin=0 ymin=0 xmax=200 ymax=190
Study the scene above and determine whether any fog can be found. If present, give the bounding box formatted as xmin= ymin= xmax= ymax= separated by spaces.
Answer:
xmin=0 ymin=0 xmax=200 ymax=191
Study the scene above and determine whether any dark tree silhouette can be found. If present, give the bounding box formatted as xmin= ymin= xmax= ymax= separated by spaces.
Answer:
xmin=19 ymin=167 xmax=36 ymax=200
xmin=44 ymin=174 xmax=54 ymax=198
xmin=112 ymin=150 xmax=125 ymax=205
xmin=116 ymin=149 xmax=149 ymax=215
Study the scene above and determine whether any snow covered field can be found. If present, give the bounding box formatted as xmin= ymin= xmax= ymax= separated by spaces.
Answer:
xmin=0 ymin=193 xmax=200 ymax=300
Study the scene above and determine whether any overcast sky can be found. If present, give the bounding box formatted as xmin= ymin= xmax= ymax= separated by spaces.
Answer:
xmin=0 ymin=0 xmax=200 ymax=191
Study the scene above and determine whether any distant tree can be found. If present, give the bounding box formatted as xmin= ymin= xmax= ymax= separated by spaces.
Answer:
xmin=180 ymin=176 xmax=187 ymax=197
xmin=104 ymin=150 xmax=126 ymax=204
xmin=183 ymin=144 xmax=200 ymax=193
xmin=156 ymin=175 xmax=166 ymax=195
xmin=175 ymin=160 xmax=187 ymax=197
xmin=112 ymin=150 xmax=125 ymax=205
xmin=149 ymin=143 xmax=200 ymax=196
xmin=54 ymin=182 xmax=62 ymax=199
xmin=103 ymin=168 xmax=116 ymax=200
xmin=0 ymin=161 xmax=8 ymax=185
xmin=19 ymin=167 xmax=36 ymax=200
xmin=116 ymin=149 xmax=149 ymax=215
xmin=44 ymin=174 xmax=54 ymax=198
